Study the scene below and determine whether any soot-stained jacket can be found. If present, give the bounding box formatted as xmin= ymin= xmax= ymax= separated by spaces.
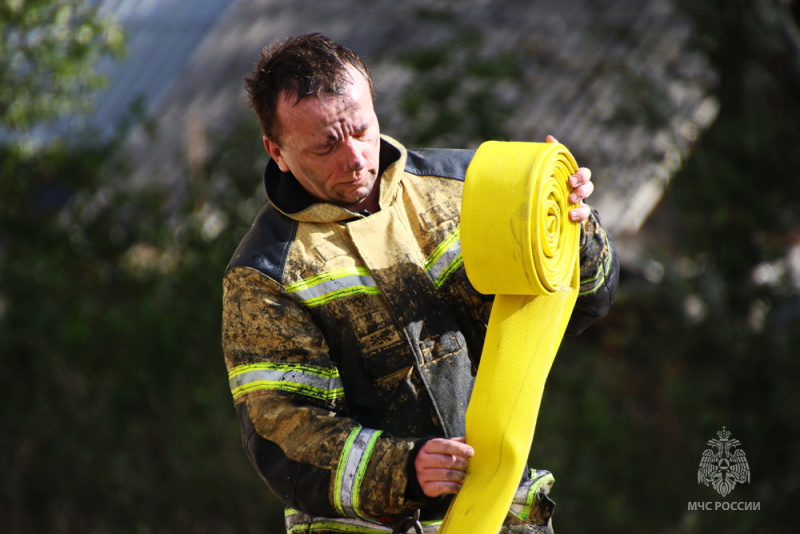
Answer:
xmin=221 ymin=135 xmax=619 ymax=532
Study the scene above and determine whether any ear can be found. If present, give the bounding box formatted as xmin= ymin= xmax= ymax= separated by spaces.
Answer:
xmin=263 ymin=136 xmax=290 ymax=172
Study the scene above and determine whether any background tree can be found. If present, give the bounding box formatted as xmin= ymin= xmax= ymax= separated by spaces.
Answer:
xmin=1 ymin=1 xmax=279 ymax=531
xmin=0 ymin=0 xmax=122 ymax=148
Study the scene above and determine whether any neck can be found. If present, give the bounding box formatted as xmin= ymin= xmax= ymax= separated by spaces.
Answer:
xmin=348 ymin=180 xmax=381 ymax=214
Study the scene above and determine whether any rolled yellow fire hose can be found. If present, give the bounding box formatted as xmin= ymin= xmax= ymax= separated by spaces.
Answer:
xmin=439 ymin=141 xmax=581 ymax=533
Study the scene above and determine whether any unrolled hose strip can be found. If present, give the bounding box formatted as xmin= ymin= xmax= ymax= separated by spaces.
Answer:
xmin=439 ymin=141 xmax=580 ymax=534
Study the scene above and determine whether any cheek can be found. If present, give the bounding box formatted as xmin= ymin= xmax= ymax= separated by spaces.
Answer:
xmin=366 ymin=138 xmax=381 ymax=166
xmin=298 ymin=160 xmax=336 ymax=189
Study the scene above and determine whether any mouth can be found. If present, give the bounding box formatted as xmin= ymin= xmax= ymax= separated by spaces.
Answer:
xmin=341 ymin=171 xmax=374 ymax=188
xmin=333 ymin=173 xmax=375 ymax=202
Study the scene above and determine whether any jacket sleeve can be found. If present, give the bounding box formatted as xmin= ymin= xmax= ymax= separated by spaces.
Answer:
xmin=222 ymin=266 xmax=426 ymax=521
xmin=566 ymin=208 xmax=620 ymax=335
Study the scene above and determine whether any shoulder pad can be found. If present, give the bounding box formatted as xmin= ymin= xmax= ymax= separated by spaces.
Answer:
xmin=226 ymin=202 xmax=297 ymax=281
xmin=404 ymin=148 xmax=476 ymax=181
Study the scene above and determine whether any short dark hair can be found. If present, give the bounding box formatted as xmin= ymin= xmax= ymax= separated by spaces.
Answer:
xmin=244 ymin=33 xmax=373 ymax=144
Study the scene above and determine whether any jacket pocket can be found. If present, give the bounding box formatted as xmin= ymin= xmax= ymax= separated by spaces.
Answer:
xmin=350 ymin=307 xmax=410 ymax=379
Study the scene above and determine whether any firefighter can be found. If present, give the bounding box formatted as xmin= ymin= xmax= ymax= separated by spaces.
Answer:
xmin=222 ymin=33 xmax=618 ymax=533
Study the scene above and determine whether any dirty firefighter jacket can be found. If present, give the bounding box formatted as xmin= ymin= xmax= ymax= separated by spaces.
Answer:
xmin=222 ymin=135 xmax=619 ymax=531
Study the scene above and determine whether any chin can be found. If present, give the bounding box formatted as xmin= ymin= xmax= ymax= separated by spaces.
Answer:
xmin=343 ymin=195 xmax=369 ymax=208
xmin=338 ymin=187 xmax=369 ymax=203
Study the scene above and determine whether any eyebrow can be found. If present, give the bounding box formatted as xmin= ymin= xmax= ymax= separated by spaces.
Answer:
xmin=307 ymin=138 xmax=336 ymax=152
xmin=308 ymin=124 xmax=369 ymax=151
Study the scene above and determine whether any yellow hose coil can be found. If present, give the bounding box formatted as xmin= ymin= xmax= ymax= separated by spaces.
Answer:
xmin=439 ymin=141 xmax=581 ymax=533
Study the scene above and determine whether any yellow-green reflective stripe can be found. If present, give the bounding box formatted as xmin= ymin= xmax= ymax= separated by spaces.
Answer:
xmin=510 ymin=470 xmax=555 ymax=521
xmin=228 ymin=362 xmax=344 ymax=402
xmin=578 ymin=231 xmax=612 ymax=297
xmin=229 ymin=362 xmax=340 ymax=380
xmin=288 ymin=519 xmax=388 ymax=533
xmin=424 ymin=226 xmax=463 ymax=289
xmin=334 ymin=429 xmax=360 ymax=516
xmin=304 ymin=285 xmax=382 ymax=308
xmin=285 ymin=266 xmax=370 ymax=291
xmin=285 ymin=508 xmax=443 ymax=533
xmin=286 ymin=267 xmax=381 ymax=307
xmin=351 ymin=430 xmax=381 ymax=518
xmin=334 ymin=427 xmax=382 ymax=518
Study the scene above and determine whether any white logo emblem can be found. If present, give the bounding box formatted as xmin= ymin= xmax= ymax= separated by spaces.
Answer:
xmin=697 ymin=427 xmax=750 ymax=497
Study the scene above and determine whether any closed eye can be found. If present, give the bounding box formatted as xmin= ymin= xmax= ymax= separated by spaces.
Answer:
xmin=310 ymin=144 xmax=334 ymax=156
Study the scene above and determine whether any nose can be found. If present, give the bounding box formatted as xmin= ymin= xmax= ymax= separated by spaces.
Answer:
xmin=342 ymin=140 xmax=365 ymax=172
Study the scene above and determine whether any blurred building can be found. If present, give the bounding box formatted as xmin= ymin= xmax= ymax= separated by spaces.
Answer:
xmin=93 ymin=0 xmax=719 ymax=256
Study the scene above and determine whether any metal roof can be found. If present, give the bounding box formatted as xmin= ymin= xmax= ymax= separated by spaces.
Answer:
xmin=89 ymin=0 xmax=235 ymax=136
xmin=96 ymin=0 xmax=718 ymax=244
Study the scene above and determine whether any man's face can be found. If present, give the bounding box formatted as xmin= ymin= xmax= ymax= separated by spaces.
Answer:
xmin=264 ymin=67 xmax=381 ymax=210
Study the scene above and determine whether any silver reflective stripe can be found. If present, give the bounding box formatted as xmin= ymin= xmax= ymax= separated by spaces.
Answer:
xmin=286 ymin=509 xmax=392 ymax=533
xmin=285 ymin=267 xmax=381 ymax=307
xmin=228 ymin=362 xmax=344 ymax=403
xmin=285 ymin=508 xmax=442 ymax=533
xmin=334 ymin=427 xmax=382 ymax=518
xmin=509 ymin=470 xmax=554 ymax=521
xmin=424 ymin=226 xmax=463 ymax=289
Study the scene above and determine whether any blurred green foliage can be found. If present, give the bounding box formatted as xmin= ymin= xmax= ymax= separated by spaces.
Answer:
xmin=0 ymin=0 xmax=123 ymax=145
xmin=1 ymin=0 xmax=799 ymax=533
xmin=0 ymin=119 xmax=284 ymax=532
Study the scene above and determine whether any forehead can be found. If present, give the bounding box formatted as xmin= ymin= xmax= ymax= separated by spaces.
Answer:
xmin=276 ymin=68 xmax=373 ymax=138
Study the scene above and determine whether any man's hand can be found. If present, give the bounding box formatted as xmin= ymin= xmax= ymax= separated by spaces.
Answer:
xmin=546 ymin=135 xmax=593 ymax=222
xmin=415 ymin=437 xmax=474 ymax=498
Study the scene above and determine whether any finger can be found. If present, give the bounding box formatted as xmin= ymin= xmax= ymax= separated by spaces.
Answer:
xmin=569 ymin=167 xmax=592 ymax=188
xmin=421 ymin=438 xmax=474 ymax=458
xmin=416 ymin=459 xmax=468 ymax=497
xmin=417 ymin=449 xmax=471 ymax=471
xmin=421 ymin=480 xmax=463 ymax=497
xmin=545 ymin=135 xmax=558 ymax=144
xmin=418 ymin=467 xmax=467 ymax=484
xmin=570 ymin=203 xmax=591 ymax=222
xmin=569 ymin=181 xmax=594 ymax=204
